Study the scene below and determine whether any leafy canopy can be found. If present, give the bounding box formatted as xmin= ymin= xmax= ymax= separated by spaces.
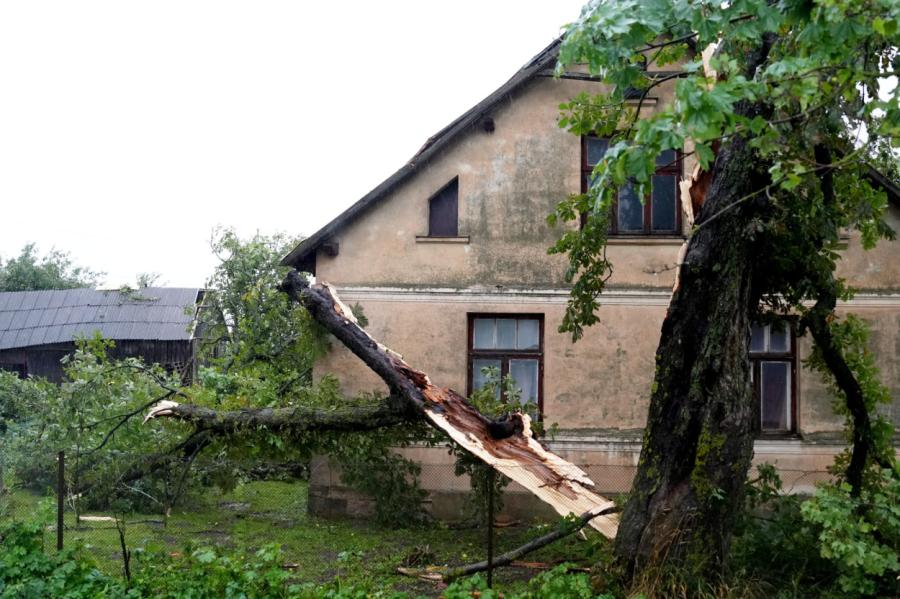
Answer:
xmin=550 ymin=0 xmax=898 ymax=338
xmin=0 ymin=243 xmax=103 ymax=292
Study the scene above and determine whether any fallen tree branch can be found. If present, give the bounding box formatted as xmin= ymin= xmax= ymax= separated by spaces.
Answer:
xmin=143 ymin=399 xmax=410 ymax=435
xmin=142 ymin=273 xmax=619 ymax=537
xmin=400 ymin=506 xmax=619 ymax=582
xmin=279 ymin=272 xmax=619 ymax=538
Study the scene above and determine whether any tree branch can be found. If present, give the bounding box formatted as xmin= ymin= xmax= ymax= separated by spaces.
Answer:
xmin=402 ymin=506 xmax=620 ymax=582
xmin=145 ymin=400 xmax=410 ymax=435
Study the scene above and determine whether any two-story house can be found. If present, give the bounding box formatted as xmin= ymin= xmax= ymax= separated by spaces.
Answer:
xmin=282 ymin=39 xmax=900 ymax=519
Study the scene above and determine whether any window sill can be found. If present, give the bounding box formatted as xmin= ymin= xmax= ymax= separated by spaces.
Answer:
xmin=415 ymin=235 xmax=470 ymax=244
xmin=756 ymin=432 xmax=801 ymax=441
xmin=606 ymin=236 xmax=685 ymax=246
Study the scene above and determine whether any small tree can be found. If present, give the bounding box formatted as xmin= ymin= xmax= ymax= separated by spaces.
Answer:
xmin=553 ymin=0 xmax=898 ymax=581
xmin=0 ymin=244 xmax=103 ymax=291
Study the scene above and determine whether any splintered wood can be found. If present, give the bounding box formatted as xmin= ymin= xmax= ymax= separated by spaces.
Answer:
xmin=304 ymin=278 xmax=618 ymax=538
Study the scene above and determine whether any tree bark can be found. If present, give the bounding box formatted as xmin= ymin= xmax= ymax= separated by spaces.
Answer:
xmin=612 ymin=34 xmax=778 ymax=578
xmin=147 ymin=400 xmax=410 ymax=435
xmin=614 ymin=136 xmax=770 ymax=576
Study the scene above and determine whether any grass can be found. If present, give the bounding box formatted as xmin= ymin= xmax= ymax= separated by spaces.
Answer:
xmin=3 ymin=480 xmax=604 ymax=596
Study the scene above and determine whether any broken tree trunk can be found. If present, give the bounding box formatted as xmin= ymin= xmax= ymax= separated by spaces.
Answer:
xmin=280 ymin=272 xmax=619 ymax=538
xmin=614 ymin=132 xmax=771 ymax=575
xmin=612 ymin=35 xmax=777 ymax=577
xmin=145 ymin=273 xmax=619 ymax=537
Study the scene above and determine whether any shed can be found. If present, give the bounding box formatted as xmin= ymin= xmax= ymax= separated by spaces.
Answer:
xmin=0 ymin=287 xmax=203 ymax=382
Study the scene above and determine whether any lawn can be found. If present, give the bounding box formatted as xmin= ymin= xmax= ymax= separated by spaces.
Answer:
xmin=4 ymin=480 xmax=604 ymax=596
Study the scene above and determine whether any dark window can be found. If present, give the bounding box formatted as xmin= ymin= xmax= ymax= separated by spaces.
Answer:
xmin=582 ymin=137 xmax=682 ymax=235
xmin=750 ymin=321 xmax=797 ymax=434
xmin=467 ymin=315 xmax=543 ymax=416
xmin=0 ymin=363 xmax=27 ymax=379
xmin=428 ymin=178 xmax=459 ymax=237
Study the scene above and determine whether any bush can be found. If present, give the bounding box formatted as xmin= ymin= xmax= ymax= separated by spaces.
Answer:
xmin=0 ymin=520 xmax=126 ymax=598
xmin=800 ymin=469 xmax=900 ymax=597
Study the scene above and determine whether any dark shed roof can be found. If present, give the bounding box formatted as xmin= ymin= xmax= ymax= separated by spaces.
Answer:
xmin=281 ymin=38 xmax=563 ymax=269
xmin=0 ymin=288 xmax=202 ymax=350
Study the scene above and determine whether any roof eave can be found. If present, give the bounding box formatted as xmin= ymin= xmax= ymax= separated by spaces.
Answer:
xmin=280 ymin=38 xmax=563 ymax=269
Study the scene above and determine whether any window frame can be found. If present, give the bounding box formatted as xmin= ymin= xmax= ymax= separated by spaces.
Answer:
xmin=750 ymin=321 xmax=798 ymax=436
xmin=466 ymin=313 xmax=544 ymax=417
xmin=581 ymin=136 xmax=683 ymax=236
xmin=427 ymin=177 xmax=459 ymax=237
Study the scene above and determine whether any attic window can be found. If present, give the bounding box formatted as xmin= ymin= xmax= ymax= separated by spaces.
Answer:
xmin=428 ymin=178 xmax=459 ymax=237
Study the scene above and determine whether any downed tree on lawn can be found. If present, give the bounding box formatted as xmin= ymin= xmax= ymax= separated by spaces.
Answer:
xmin=146 ymin=271 xmax=619 ymax=538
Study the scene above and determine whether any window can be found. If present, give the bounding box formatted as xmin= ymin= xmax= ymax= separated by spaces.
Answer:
xmin=582 ymin=136 xmax=682 ymax=235
xmin=428 ymin=178 xmax=459 ymax=237
xmin=467 ymin=315 xmax=543 ymax=414
xmin=750 ymin=321 xmax=796 ymax=434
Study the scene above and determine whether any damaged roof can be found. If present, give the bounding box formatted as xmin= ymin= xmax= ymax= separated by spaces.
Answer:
xmin=281 ymin=38 xmax=563 ymax=269
xmin=0 ymin=287 xmax=202 ymax=350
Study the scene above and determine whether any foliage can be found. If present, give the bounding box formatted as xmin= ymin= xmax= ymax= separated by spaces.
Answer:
xmin=1 ymin=336 xmax=200 ymax=513
xmin=198 ymin=227 xmax=328 ymax=392
xmin=443 ymin=566 xmax=616 ymax=599
xmin=0 ymin=520 xmax=125 ymax=598
xmin=331 ymin=432 xmax=430 ymax=527
xmin=129 ymin=543 xmax=297 ymax=598
xmin=800 ymin=470 xmax=900 ymax=597
xmin=0 ymin=243 xmax=103 ymax=292
xmin=551 ymin=0 xmax=898 ymax=339
xmin=731 ymin=463 xmax=900 ymax=598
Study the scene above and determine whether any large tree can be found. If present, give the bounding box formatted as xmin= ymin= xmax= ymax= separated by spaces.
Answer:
xmin=552 ymin=0 xmax=898 ymax=579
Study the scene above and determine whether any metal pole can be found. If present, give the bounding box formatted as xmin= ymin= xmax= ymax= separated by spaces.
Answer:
xmin=486 ymin=466 xmax=495 ymax=588
xmin=57 ymin=451 xmax=64 ymax=551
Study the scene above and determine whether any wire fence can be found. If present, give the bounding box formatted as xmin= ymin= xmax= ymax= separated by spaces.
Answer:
xmin=2 ymin=447 xmax=835 ymax=586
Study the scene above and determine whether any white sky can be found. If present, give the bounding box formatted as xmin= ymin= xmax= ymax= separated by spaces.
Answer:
xmin=0 ymin=1 xmax=585 ymax=288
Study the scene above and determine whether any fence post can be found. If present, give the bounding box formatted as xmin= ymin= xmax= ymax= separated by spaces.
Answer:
xmin=57 ymin=451 xmax=64 ymax=551
xmin=486 ymin=466 xmax=495 ymax=588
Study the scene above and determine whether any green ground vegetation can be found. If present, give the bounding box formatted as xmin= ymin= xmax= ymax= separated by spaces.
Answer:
xmin=4 ymin=480 xmax=602 ymax=597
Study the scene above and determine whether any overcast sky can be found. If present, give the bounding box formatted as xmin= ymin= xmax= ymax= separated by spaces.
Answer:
xmin=0 ymin=1 xmax=586 ymax=288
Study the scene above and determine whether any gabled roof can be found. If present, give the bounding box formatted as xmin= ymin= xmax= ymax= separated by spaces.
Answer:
xmin=281 ymin=38 xmax=563 ymax=269
xmin=280 ymin=38 xmax=900 ymax=270
xmin=0 ymin=287 xmax=202 ymax=350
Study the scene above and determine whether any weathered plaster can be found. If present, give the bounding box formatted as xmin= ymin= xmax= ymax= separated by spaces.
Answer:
xmin=302 ymin=57 xmax=899 ymax=518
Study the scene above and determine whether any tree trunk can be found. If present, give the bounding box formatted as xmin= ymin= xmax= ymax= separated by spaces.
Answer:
xmin=614 ymin=133 xmax=769 ymax=577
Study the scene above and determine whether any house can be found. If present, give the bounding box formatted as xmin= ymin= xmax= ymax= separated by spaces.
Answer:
xmin=281 ymin=40 xmax=900 ymax=519
xmin=0 ymin=287 xmax=204 ymax=383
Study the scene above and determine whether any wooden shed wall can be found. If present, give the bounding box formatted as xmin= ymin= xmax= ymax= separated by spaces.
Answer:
xmin=0 ymin=340 xmax=194 ymax=383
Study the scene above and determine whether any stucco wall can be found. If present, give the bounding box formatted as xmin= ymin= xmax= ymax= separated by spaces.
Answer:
xmin=317 ymin=292 xmax=900 ymax=436
xmin=301 ymin=54 xmax=900 ymax=520
xmin=314 ymin=74 xmax=689 ymax=291
xmin=316 ymin=294 xmax=665 ymax=431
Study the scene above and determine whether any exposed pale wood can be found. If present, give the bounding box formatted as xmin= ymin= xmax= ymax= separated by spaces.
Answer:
xmin=674 ymin=42 xmax=720 ymax=293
